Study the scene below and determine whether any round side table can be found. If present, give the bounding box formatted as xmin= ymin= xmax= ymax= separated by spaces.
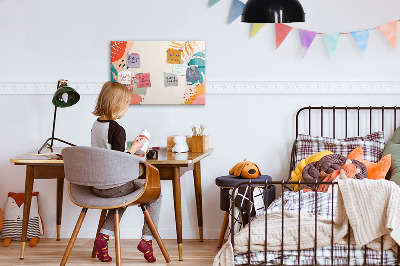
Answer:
xmin=215 ymin=175 xmax=275 ymax=248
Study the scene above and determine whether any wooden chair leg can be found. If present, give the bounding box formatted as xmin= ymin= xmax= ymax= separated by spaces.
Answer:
xmin=91 ymin=209 xmax=108 ymax=258
xmin=141 ymin=205 xmax=171 ymax=263
xmin=114 ymin=210 xmax=121 ymax=266
xmin=217 ymin=211 xmax=230 ymax=248
xmin=60 ymin=208 xmax=88 ymax=266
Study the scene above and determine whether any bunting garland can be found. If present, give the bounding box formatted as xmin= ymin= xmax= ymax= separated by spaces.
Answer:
xmin=208 ymin=2 xmax=399 ymax=58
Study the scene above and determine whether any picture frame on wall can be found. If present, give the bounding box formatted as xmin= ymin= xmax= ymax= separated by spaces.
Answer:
xmin=111 ymin=41 xmax=206 ymax=105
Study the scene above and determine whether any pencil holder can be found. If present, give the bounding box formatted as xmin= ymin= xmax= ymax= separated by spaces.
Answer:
xmin=191 ymin=135 xmax=209 ymax=153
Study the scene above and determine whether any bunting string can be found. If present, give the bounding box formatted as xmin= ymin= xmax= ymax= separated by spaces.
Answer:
xmin=209 ymin=0 xmax=400 ymax=58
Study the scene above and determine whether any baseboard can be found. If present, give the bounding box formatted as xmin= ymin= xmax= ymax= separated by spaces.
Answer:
xmin=1 ymin=81 xmax=400 ymax=94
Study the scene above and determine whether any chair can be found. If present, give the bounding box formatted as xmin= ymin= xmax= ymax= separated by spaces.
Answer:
xmin=60 ymin=146 xmax=171 ymax=265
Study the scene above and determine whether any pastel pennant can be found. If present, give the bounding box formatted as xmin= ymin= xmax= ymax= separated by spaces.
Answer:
xmin=275 ymin=23 xmax=293 ymax=49
xmin=378 ymin=21 xmax=398 ymax=50
xmin=209 ymin=0 xmax=220 ymax=7
xmin=323 ymin=33 xmax=341 ymax=58
xmin=351 ymin=29 xmax=370 ymax=55
xmin=251 ymin=23 xmax=266 ymax=38
xmin=229 ymin=0 xmax=245 ymax=24
xmin=298 ymin=29 xmax=317 ymax=58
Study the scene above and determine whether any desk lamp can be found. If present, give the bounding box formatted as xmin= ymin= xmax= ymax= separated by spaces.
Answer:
xmin=38 ymin=79 xmax=80 ymax=154
xmin=241 ymin=0 xmax=305 ymax=23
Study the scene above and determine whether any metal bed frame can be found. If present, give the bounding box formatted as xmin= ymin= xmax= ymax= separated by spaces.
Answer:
xmin=230 ymin=106 xmax=400 ymax=266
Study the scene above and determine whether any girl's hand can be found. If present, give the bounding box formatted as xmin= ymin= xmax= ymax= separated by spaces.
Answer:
xmin=129 ymin=137 xmax=147 ymax=154
xmin=134 ymin=148 xmax=149 ymax=157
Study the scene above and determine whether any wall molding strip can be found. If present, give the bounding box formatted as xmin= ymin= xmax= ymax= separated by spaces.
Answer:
xmin=0 ymin=81 xmax=399 ymax=95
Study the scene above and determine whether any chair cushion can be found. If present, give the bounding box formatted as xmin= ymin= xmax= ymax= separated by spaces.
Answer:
xmin=69 ymin=180 xmax=145 ymax=208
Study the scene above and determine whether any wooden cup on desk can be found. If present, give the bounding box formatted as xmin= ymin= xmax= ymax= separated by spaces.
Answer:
xmin=191 ymin=135 xmax=209 ymax=152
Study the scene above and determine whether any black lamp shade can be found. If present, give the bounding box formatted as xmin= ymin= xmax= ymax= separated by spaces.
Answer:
xmin=241 ymin=0 xmax=305 ymax=23
xmin=52 ymin=84 xmax=80 ymax=108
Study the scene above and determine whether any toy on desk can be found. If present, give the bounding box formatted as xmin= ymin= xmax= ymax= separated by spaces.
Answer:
xmin=135 ymin=129 xmax=150 ymax=155
xmin=229 ymin=159 xmax=261 ymax=179
xmin=172 ymin=135 xmax=189 ymax=153
xmin=1 ymin=192 xmax=44 ymax=247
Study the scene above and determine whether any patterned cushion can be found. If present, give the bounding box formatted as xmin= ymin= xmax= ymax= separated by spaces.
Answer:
xmin=295 ymin=131 xmax=385 ymax=166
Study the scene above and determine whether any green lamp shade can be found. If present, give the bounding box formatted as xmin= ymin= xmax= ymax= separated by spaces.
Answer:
xmin=52 ymin=84 xmax=80 ymax=108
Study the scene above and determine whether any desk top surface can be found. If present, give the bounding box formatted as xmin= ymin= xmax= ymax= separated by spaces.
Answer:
xmin=10 ymin=147 xmax=214 ymax=166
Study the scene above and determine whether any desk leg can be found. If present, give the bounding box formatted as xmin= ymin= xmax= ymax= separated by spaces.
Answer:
xmin=193 ymin=161 xmax=203 ymax=242
xmin=56 ymin=178 xmax=64 ymax=241
xmin=172 ymin=167 xmax=183 ymax=261
xmin=20 ymin=165 xmax=34 ymax=259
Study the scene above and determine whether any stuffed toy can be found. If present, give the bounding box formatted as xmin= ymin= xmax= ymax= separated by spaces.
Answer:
xmin=348 ymin=146 xmax=391 ymax=180
xmin=1 ymin=192 xmax=44 ymax=247
xmin=289 ymin=150 xmax=333 ymax=191
xmin=229 ymin=159 xmax=261 ymax=179
xmin=172 ymin=135 xmax=189 ymax=153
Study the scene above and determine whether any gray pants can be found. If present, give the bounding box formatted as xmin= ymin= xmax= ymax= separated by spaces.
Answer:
xmin=92 ymin=180 xmax=162 ymax=240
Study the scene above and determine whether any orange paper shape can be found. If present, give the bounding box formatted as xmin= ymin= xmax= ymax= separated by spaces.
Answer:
xmin=379 ymin=21 xmax=398 ymax=50
xmin=275 ymin=23 xmax=293 ymax=49
xmin=167 ymin=49 xmax=182 ymax=64
xmin=348 ymin=146 xmax=391 ymax=180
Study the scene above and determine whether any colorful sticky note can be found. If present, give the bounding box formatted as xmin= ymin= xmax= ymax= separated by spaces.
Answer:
xmin=173 ymin=64 xmax=187 ymax=76
xmin=164 ymin=73 xmax=179 ymax=87
xmin=117 ymin=70 xmax=132 ymax=85
xmin=126 ymin=53 xmax=140 ymax=68
xmin=186 ymin=66 xmax=200 ymax=82
xmin=167 ymin=49 xmax=182 ymax=64
xmin=136 ymin=73 xmax=151 ymax=88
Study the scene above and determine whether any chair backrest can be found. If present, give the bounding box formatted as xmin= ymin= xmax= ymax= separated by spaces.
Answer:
xmin=62 ymin=146 xmax=145 ymax=187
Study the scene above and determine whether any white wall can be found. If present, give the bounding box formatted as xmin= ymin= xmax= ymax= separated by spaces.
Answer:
xmin=1 ymin=0 xmax=400 ymax=240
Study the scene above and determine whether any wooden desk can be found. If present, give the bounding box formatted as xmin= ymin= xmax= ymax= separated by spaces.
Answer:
xmin=10 ymin=147 xmax=213 ymax=261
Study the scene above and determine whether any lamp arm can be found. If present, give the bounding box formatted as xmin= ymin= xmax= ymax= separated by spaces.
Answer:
xmin=50 ymin=105 xmax=57 ymax=148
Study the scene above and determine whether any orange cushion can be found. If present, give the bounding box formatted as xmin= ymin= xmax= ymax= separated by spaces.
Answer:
xmin=347 ymin=146 xmax=391 ymax=180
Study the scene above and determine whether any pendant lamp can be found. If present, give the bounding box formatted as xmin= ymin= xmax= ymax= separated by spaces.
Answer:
xmin=241 ymin=0 xmax=305 ymax=23
xmin=38 ymin=79 xmax=80 ymax=154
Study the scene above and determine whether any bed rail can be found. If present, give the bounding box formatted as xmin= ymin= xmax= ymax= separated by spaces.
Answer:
xmin=230 ymin=180 xmax=400 ymax=266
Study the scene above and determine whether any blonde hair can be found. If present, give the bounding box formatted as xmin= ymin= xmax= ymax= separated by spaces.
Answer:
xmin=93 ymin=81 xmax=132 ymax=120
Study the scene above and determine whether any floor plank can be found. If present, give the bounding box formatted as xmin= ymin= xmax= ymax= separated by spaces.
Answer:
xmin=0 ymin=239 xmax=221 ymax=265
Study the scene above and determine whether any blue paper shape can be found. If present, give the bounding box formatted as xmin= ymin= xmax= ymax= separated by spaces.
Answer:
xmin=351 ymin=29 xmax=370 ymax=55
xmin=186 ymin=67 xmax=200 ymax=83
xmin=126 ymin=53 xmax=140 ymax=68
xmin=229 ymin=0 xmax=245 ymax=24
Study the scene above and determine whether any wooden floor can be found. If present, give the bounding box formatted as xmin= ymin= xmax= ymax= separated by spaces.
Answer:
xmin=0 ymin=239 xmax=221 ymax=265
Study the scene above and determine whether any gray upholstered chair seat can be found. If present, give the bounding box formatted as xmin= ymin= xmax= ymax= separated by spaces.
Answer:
xmin=69 ymin=180 xmax=145 ymax=208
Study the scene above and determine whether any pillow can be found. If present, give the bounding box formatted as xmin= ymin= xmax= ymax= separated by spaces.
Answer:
xmin=295 ymin=131 xmax=385 ymax=166
xmin=348 ymin=146 xmax=391 ymax=180
xmin=382 ymin=126 xmax=400 ymax=184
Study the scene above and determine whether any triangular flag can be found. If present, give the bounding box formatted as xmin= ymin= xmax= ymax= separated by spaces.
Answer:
xmin=323 ymin=33 xmax=341 ymax=58
xmin=275 ymin=23 xmax=293 ymax=49
xmin=229 ymin=0 xmax=245 ymax=24
xmin=298 ymin=29 xmax=317 ymax=58
xmin=251 ymin=23 xmax=266 ymax=38
xmin=351 ymin=29 xmax=370 ymax=55
xmin=378 ymin=21 xmax=398 ymax=50
xmin=209 ymin=0 xmax=220 ymax=7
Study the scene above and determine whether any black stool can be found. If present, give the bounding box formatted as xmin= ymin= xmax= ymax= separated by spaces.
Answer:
xmin=215 ymin=175 xmax=275 ymax=248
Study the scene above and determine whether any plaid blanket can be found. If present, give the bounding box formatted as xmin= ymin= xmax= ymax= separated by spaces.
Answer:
xmin=234 ymin=191 xmax=397 ymax=265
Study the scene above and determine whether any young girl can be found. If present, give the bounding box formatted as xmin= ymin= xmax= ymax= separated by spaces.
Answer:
xmin=91 ymin=81 xmax=162 ymax=263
